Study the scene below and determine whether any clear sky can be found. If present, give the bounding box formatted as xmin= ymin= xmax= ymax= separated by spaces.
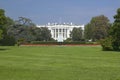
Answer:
xmin=0 ymin=0 xmax=120 ymax=25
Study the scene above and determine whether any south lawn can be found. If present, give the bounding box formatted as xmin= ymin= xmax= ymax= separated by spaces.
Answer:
xmin=0 ymin=46 xmax=120 ymax=80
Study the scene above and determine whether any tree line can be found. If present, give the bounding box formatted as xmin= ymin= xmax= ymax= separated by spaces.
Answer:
xmin=0 ymin=9 xmax=53 ymax=46
xmin=65 ymin=15 xmax=111 ymax=42
xmin=0 ymin=9 xmax=111 ymax=44
xmin=0 ymin=8 xmax=120 ymax=51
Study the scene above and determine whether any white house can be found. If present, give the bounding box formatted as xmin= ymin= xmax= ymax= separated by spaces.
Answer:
xmin=37 ymin=23 xmax=84 ymax=42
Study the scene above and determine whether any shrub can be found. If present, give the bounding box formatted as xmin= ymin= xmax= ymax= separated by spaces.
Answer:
xmin=111 ymin=40 xmax=120 ymax=51
xmin=64 ymin=38 xmax=72 ymax=42
xmin=100 ymin=37 xmax=113 ymax=51
xmin=0 ymin=35 xmax=16 ymax=46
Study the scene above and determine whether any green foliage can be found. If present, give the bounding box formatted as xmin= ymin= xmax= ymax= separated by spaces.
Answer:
xmin=64 ymin=38 xmax=72 ymax=42
xmin=100 ymin=8 xmax=120 ymax=51
xmin=0 ymin=9 xmax=16 ymax=46
xmin=31 ymin=41 xmax=58 ymax=45
xmin=0 ymin=35 xmax=16 ymax=46
xmin=7 ymin=17 xmax=38 ymax=43
xmin=84 ymin=15 xmax=110 ymax=41
xmin=100 ymin=37 xmax=113 ymax=51
xmin=71 ymin=27 xmax=83 ymax=41
xmin=15 ymin=17 xmax=34 ymax=26
xmin=30 ymin=41 xmax=97 ymax=45
xmin=7 ymin=25 xmax=36 ymax=42
xmin=0 ymin=9 xmax=53 ymax=45
xmin=109 ymin=8 xmax=120 ymax=51
xmin=38 ymin=27 xmax=52 ymax=41
xmin=0 ymin=29 xmax=3 ymax=39
xmin=0 ymin=9 xmax=7 ymax=40
xmin=8 ymin=18 xmax=52 ymax=43
xmin=0 ymin=9 xmax=7 ymax=26
xmin=84 ymin=23 xmax=93 ymax=40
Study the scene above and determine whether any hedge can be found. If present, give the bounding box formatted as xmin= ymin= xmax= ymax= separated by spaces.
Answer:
xmin=29 ymin=41 xmax=97 ymax=45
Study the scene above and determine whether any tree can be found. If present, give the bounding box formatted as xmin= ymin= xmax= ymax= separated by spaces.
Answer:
xmin=30 ymin=27 xmax=41 ymax=41
xmin=0 ymin=9 xmax=16 ymax=46
xmin=0 ymin=35 xmax=16 ymax=46
xmin=7 ymin=23 xmax=36 ymax=43
xmin=0 ymin=9 xmax=6 ymax=26
xmin=84 ymin=15 xmax=110 ymax=41
xmin=15 ymin=17 xmax=35 ymax=27
xmin=0 ymin=29 xmax=3 ymax=39
xmin=7 ymin=17 xmax=53 ymax=43
xmin=0 ymin=9 xmax=7 ymax=40
xmin=84 ymin=23 xmax=93 ymax=41
xmin=71 ymin=27 xmax=83 ymax=41
xmin=7 ymin=17 xmax=36 ymax=43
xmin=38 ymin=27 xmax=52 ymax=41
xmin=109 ymin=8 xmax=120 ymax=51
xmin=100 ymin=36 xmax=113 ymax=51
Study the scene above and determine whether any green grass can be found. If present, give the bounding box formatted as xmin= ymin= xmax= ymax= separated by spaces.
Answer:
xmin=0 ymin=46 xmax=120 ymax=80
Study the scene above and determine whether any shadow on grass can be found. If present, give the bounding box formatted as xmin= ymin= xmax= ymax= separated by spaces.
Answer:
xmin=102 ymin=49 xmax=120 ymax=53
xmin=0 ymin=48 xmax=9 ymax=51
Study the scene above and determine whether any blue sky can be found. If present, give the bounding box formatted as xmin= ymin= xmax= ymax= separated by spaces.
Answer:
xmin=0 ymin=0 xmax=120 ymax=25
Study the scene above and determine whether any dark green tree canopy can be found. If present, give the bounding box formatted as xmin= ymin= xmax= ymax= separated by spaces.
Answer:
xmin=0 ymin=9 xmax=7 ymax=26
xmin=100 ymin=8 xmax=120 ymax=51
xmin=0 ymin=30 xmax=3 ymax=39
xmin=109 ymin=8 xmax=120 ymax=50
xmin=0 ymin=9 xmax=7 ymax=40
xmin=114 ymin=8 xmax=120 ymax=23
xmin=7 ymin=17 xmax=52 ymax=42
xmin=0 ymin=9 xmax=16 ymax=45
xmin=71 ymin=27 xmax=83 ymax=41
xmin=38 ymin=27 xmax=52 ymax=41
xmin=0 ymin=9 xmax=53 ymax=45
xmin=7 ymin=17 xmax=36 ymax=42
xmin=84 ymin=15 xmax=110 ymax=41
xmin=84 ymin=23 xmax=93 ymax=40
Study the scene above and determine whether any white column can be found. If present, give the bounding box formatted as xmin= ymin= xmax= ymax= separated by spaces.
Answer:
xmin=64 ymin=28 xmax=66 ymax=38
xmin=63 ymin=28 xmax=64 ymax=39
xmin=67 ymin=29 xmax=69 ymax=38
xmin=58 ymin=28 xmax=59 ymax=38
xmin=61 ymin=28 xmax=63 ymax=38
xmin=55 ymin=28 xmax=56 ymax=39
xmin=62 ymin=29 xmax=64 ymax=39
xmin=66 ymin=29 xmax=67 ymax=38
xmin=51 ymin=29 xmax=53 ymax=38
xmin=53 ymin=29 xmax=54 ymax=38
xmin=67 ymin=29 xmax=70 ymax=38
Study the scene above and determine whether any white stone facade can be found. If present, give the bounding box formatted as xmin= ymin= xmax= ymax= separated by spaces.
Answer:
xmin=37 ymin=23 xmax=84 ymax=42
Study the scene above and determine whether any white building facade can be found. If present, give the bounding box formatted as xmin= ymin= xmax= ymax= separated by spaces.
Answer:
xmin=37 ymin=23 xmax=84 ymax=42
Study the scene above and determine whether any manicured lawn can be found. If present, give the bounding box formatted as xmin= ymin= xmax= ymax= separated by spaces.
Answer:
xmin=0 ymin=46 xmax=120 ymax=80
